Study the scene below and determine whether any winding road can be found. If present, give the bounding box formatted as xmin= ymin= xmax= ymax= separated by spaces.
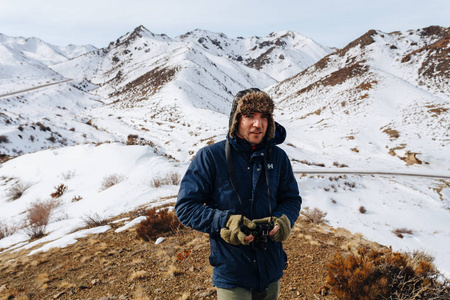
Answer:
xmin=0 ymin=79 xmax=72 ymax=98
xmin=293 ymin=169 xmax=450 ymax=180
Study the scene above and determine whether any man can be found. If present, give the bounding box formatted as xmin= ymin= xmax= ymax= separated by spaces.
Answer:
xmin=176 ymin=88 xmax=302 ymax=300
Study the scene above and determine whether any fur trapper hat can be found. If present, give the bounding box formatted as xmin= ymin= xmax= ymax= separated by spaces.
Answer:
xmin=228 ymin=88 xmax=275 ymax=139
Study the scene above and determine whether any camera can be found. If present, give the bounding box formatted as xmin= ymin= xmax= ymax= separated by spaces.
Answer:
xmin=241 ymin=222 xmax=274 ymax=251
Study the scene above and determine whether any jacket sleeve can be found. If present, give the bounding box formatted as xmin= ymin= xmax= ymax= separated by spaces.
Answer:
xmin=175 ymin=147 xmax=230 ymax=234
xmin=272 ymin=151 xmax=302 ymax=227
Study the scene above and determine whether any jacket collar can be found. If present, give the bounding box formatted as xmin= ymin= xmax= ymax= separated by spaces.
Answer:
xmin=228 ymin=135 xmax=268 ymax=160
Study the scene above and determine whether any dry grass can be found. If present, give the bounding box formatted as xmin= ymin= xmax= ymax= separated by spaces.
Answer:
xmin=100 ymin=173 xmax=125 ymax=191
xmin=150 ymin=172 xmax=181 ymax=188
xmin=82 ymin=213 xmax=108 ymax=228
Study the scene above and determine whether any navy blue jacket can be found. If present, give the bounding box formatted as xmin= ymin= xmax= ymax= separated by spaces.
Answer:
xmin=176 ymin=135 xmax=302 ymax=292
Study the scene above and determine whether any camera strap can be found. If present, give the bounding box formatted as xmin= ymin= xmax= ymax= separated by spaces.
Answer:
xmin=225 ymin=139 xmax=244 ymax=208
xmin=225 ymin=139 xmax=272 ymax=219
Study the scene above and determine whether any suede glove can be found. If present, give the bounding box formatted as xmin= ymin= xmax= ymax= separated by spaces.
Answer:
xmin=252 ymin=214 xmax=291 ymax=242
xmin=220 ymin=215 xmax=256 ymax=245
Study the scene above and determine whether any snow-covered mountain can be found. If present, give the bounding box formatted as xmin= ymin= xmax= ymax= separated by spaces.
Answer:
xmin=270 ymin=26 xmax=450 ymax=173
xmin=1 ymin=25 xmax=332 ymax=160
xmin=0 ymin=25 xmax=449 ymax=278
xmin=0 ymin=33 xmax=96 ymax=94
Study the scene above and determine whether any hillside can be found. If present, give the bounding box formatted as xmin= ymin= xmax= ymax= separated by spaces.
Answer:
xmin=0 ymin=209 xmax=385 ymax=300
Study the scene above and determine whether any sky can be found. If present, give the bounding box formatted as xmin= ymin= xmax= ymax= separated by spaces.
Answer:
xmin=0 ymin=0 xmax=449 ymax=48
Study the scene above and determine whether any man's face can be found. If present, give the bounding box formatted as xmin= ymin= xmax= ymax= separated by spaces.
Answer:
xmin=236 ymin=112 xmax=268 ymax=147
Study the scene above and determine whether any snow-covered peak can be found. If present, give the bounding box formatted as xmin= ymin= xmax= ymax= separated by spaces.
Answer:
xmin=108 ymin=25 xmax=172 ymax=50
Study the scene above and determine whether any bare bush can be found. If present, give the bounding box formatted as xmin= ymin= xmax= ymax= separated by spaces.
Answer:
xmin=25 ymin=199 xmax=60 ymax=239
xmin=71 ymin=195 xmax=83 ymax=202
xmin=300 ymin=207 xmax=328 ymax=224
xmin=100 ymin=173 xmax=125 ymax=191
xmin=327 ymin=247 xmax=450 ymax=300
xmin=82 ymin=213 xmax=108 ymax=228
xmin=6 ymin=181 xmax=31 ymax=201
xmin=51 ymin=184 xmax=68 ymax=198
xmin=136 ymin=207 xmax=184 ymax=241
xmin=0 ymin=221 xmax=17 ymax=240
xmin=393 ymin=227 xmax=414 ymax=238
xmin=150 ymin=172 xmax=181 ymax=188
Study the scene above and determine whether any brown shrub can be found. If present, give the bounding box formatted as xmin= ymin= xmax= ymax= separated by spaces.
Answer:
xmin=25 ymin=199 xmax=60 ymax=239
xmin=51 ymin=184 xmax=68 ymax=198
xmin=300 ymin=207 xmax=328 ymax=224
xmin=136 ymin=208 xmax=184 ymax=241
xmin=326 ymin=247 xmax=450 ymax=300
xmin=71 ymin=195 xmax=83 ymax=202
xmin=359 ymin=206 xmax=367 ymax=214
xmin=392 ymin=228 xmax=414 ymax=239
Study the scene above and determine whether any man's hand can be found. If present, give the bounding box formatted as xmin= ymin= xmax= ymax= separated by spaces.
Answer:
xmin=220 ymin=215 xmax=256 ymax=245
xmin=252 ymin=215 xmax=291 ymax=242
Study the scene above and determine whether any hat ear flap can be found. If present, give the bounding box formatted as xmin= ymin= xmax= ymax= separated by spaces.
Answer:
xmin=229 ymin=112 xmax=241 ymax=138
xmin=266 ymin=116 xmax=275 ymax=140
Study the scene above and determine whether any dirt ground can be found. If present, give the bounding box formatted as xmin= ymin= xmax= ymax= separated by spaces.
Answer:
xmin=0 ymin=211 xmax=384 ymax=300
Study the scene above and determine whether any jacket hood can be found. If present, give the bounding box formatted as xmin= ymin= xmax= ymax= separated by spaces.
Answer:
xmin=228 ymin=88 xmax=276 ymax=140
